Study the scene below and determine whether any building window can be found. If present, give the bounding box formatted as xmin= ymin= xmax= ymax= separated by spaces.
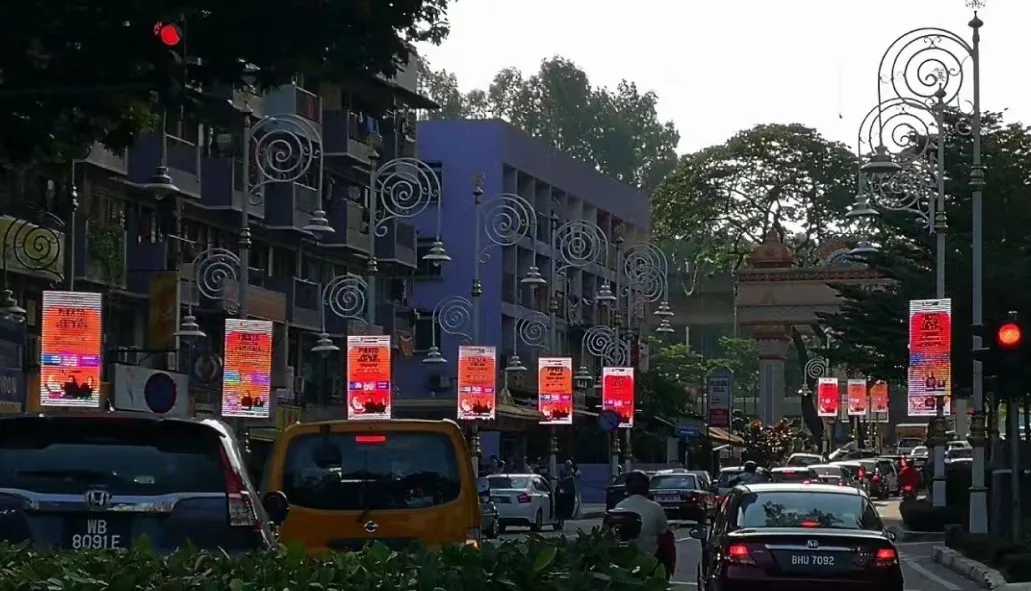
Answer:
xmin=415 ymin=239 xmax=442 ymax=280
xmin=414 ymin=310 xmax=439 ymax=352
xmin=164 ymin=108 xmax=200 ymax=145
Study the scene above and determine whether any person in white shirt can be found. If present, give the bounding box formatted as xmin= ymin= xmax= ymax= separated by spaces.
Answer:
xmin=615 ymin=471 xmax=671 ymax=558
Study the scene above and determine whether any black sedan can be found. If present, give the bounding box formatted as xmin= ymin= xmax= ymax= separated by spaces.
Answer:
xmin=649 ymin=472 xmax=713 ymax=523
xmin=689 ymin=482 xmax=903 ymax=591
xmin=605 ymin=471 xmax=654 ymax=510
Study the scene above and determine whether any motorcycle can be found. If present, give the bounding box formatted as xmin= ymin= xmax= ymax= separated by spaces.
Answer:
xmin=602 ymin=508 xmax=642 ymax=543
xmin=902 ymin=484 xmax=917 ymax=501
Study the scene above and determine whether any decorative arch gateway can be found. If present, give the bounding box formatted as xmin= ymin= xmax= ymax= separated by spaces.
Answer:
xmin=734 ymin=232 xmax=890 ymax=425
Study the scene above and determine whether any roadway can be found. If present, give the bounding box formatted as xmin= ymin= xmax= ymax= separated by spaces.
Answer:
xmin=494 ymin=500 xmax=980 ymax=590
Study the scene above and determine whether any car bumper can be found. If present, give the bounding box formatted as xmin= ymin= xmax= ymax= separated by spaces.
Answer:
xmin=721 ymin=571 xmax=903 ymax=591
xmin=496 ymin=504 xmax=538 ymax=524
xmin=657 ymin=502 xmax=707 ymax=522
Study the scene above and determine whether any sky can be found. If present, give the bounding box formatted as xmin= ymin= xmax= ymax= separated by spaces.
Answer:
xmin=416 ymin=0 xmax=1028 ymax=155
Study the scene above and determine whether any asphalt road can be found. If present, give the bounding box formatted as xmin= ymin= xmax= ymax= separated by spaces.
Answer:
xmin=495 ymin=501 xmax=982 ymax=590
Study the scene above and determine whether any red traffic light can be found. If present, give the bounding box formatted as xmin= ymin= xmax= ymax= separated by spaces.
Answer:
xmin=997 ymin=323 xmax=1023 ymax=348
xmin=153 ymin=23 xmax=182 ymax=47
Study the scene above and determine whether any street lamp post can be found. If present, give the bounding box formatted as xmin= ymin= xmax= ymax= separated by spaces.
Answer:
xmin=577 ymin=324 xmax=630 ymax=479
xmin=847 ymin=8 xmax=985 ymax=531
xmin=548 ymin=216 xmax=615 ymax=481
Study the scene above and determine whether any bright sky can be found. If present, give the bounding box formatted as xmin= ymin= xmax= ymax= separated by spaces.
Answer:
xmin=417 ymin=0 xmax=1028 ymax=155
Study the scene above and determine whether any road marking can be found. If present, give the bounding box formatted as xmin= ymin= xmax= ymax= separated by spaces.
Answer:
xmin=901 ymin=555 xmax=961 ymax=590
xmin=668 ymin=582 xmax=696 ymax=586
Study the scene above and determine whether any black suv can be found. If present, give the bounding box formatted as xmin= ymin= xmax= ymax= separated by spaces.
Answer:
xmin=0 ymin=412 xmax=274 ymax=553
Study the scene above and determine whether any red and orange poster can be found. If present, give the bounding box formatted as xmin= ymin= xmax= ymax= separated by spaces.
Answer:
xmin=41 ymin=291 xmax=103 ymax=408
xmin=602 ymin=366 xmax=635 ymax=428
xmin=847 ymin=379 xmax=868 ymax=416
xmin=871 ymin=381 xmax=889 ymax=414
xmin=347 ymin=335 xmax=392 ymax=420
xmin=817 ymin=377 xmax=840 ymax=418
xmin=538 ymin=357 xmax=573 ymax=425
xmin=908 ymin=299 xmax=952 ymax=417
xmin=221 ymin=319 xmax=273 ymax=419
xmin=457 ymin=345 xmax=496 ymax=420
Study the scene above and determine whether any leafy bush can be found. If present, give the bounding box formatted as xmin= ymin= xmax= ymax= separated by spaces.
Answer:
xmin=0 ymin=530 xmax=670 ymax=591
xmin=900 ymin=498 xmax=962 ymax=532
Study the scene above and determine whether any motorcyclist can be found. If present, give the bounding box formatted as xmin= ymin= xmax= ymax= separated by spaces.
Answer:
xmin=899 ymin=458 xmax=921 ymax=495
xmin=614 ymin=471 xmax=676 ymax=578
xmin=731 ymin=460 xmax=761 ymax=487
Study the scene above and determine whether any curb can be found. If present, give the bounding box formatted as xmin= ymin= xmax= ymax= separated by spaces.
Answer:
xmin=931 ymin=545 xmax=1009 ymax=589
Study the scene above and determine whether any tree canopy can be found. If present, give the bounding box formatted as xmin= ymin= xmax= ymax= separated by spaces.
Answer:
xmin=818 ymin=111 xmax=1031 ymax=399
xmin=0 ymin=0 xmax=452 ymax=165
xmin=652 ymin=123 xmax=859 ymax=272
xmin=417 ymin=56 xmax=680 ymax=192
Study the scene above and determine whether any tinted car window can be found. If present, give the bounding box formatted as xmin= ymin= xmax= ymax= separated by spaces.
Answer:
xmin=787 ymin=455 xmax=821 ymax=467
xmin=282 ymin=432 xmax=460 ymax=511
xmin=810 ymin=465 xmax=843 ymax=477
xmin=737 ymin=491 xmax=875 ymax=529
xmin=650 ymin=474 xmax=699 ymax=489
xmin=771 ymin=469 xmax=816 ymax=482
xmin=716 ymin=470 xmax=744 ymax=487
xmin=489 ymin=476 xmax=529 ymax=489
xmin=835 ymin=464 xmax=860 ymax=478
xmin=0 ymin=418 xmax=226 ymax=495
xmin=947 ymin=448 xmax=973 ymax=460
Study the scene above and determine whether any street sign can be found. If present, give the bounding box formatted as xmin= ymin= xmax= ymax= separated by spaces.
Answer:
xmin=707 ymin=370 xmax=733 ymax=428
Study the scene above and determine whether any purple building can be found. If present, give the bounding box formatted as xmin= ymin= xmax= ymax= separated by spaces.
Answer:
xmin=394 ymin=119 xmax=650 ymax=462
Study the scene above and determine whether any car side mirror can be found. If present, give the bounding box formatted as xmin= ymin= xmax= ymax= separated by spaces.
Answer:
xmin=885 ymin=529 xmax=897 ymax=541
xmin=476 ymin=477 xmax=491 ymax=496
xmin=689 ymin=524 xmax=708 ymax=541
xmin=262 ymin=491 xmax=290 ymax=525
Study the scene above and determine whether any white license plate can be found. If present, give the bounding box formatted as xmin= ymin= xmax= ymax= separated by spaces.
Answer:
xmin=657 ymin=495 xmax=679 ymax=502
xmin=790 ymin=553 xmax=836 ymax=566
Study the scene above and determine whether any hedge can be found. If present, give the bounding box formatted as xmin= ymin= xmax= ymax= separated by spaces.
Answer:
xmin=0 ymin=530 xmax=670 ymax=591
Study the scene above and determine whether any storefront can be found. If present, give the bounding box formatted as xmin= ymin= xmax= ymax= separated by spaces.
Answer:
xmin=0 ymin=316 xmax=26 ymax=414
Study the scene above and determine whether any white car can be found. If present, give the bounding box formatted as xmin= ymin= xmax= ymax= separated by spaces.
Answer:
xmin=897 ymin=437 xmax=924 ymax=456
xmin=486 ymin=473 xmax=564 ymax=533
xmin=785 ymin=453 xmax=823 ymax=467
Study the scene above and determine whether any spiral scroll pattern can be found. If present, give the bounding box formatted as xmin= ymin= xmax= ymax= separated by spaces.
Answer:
xmin=804 ymin=358 xmax=829 ymax=380
xmin=516 ymin=311 xmax=549 ymax=350
xmin=554 ymin=220 xmax=609 ymax=272
xmin=584 ymin=326 xmax=618 ymax=359
xmin=857 ymin=97 xmax=940 ymax=166
xmin=868 ymin=158 xmax=934 ymax=219
xmin=622 ymin=244 xmax=669 ymax=302
xmin=3 ymin=215 xmax=63 ymax=277
xmin=478 ymin=193 xmax=536 ymax=263
xmin=193 ymin=248 xmax=241 ymax=300
xmin=373 ymin=158 xmax=441 ymax=236
xmin=323 ymin=274 xmax=368 ymax=320
xmin=432 ymin=296 xmax=473 ymax=342
xmin=879 ymin=28 xmax=973 ymax=109
xmin=250 ymin=115 xmax=320 ymax=188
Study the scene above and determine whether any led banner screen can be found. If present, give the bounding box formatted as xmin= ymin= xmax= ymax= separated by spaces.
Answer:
xmin=847 ymin=379 xmax=868 ymax=416
xmin=457 ymin=345 xmax=496 ymax=420
xmin=871 ymin=381 xmax=890 ymax=420
xmin=706 ymin=370 xmax=733 ymax=428
xmin=817 ymin=377 xmax=840 ymax=417
xmin=908 ymin=299 xmax=952 ymax=417
xmin=221 ymin=319 xmax=273 ymax=419
xmin=538 ymin=357 xmax=573 ymax=425
xmin=347 ymin=335 xmax=392 ymax=420
xmin=41 ymin=291 xmax=103 ymax=408
xmin=602 ymin=367 xmax=635 ymax=428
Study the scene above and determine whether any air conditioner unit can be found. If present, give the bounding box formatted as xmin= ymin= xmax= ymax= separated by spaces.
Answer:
xmin=112 ymin=365 xmax=189 ymax=417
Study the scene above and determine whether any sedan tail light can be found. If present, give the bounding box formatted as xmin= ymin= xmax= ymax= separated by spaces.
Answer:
xmin=726 ymin=544 xmax=755 ymax=565
xmin=517 ymin=493 xmax=532 ymax=504
xmin=876 ymin=548 xmax=898 ymax=564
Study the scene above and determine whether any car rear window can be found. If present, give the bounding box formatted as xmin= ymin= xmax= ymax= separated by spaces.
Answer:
xmin=771 ymin=469 xmax=816 ymax=482
xmin=787 ymin=455 xmax=821 ymax=467
xmin=281 ymin=432 xmax=461 ymax=511
xmin=737 ymin=491 xmax=879 ymax=530
xmin=488 ymin=476 xmax=529 ymax=489
xmin=716 ymin=470 xmax=743 ymax=487
xmin=809 ymin=465 xmax=841 ymax=477
xmin=0 ymin=418 xmax=227 ymax=495
xmin=835 ymin=464 xmax=860 ymax=478
xmin=650 ymin=474 xmax=699 ymax=489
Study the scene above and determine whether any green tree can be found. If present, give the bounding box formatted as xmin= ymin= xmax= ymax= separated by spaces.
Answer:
xmin=0 ymin=0 xmax=452 ymax=165
xmin=652 ymin=123 xmax=859 ymax=271
xmin=417 ymin=56 xmax=680 ymax=191
xmin=818 ymin=112 xmax=1031 ymax=397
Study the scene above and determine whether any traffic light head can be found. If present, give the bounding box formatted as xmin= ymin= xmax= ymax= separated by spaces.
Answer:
xmin=998 ymin=322 xmax=1023 ymax=349
xmin=153 ymin=22 xmax=182 ymax=47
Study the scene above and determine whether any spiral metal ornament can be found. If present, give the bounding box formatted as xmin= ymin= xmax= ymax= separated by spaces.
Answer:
xmin=432 ymin=295 xmax=473 ymax=343
xmin=857 ymin=96 xmax=944 ymax=167
xmin=867 ymin=159 xmax=935 ymax=224
xmin=322 ymin=274 xmax=369 ymax=320
xmin=192 ymin=248 xmax=241 ymax=300
xmin=582 ymin=326 xmax=630 ymax=367
xmin=478 ymin=193 xmax=537 ymax=264
xmin=878 ymin=27 xmax=974 ymax=111
xmin=373 ymin=158 xmax=442 ymax=236
xmin=250 ymin=115 xmax=321 ymax=194
xmin=621 ymin=243 xmax=669 ymax=302
xmin=515 ymin=311 xmax=550 ymax=350
xmin=2 ymin=213 xmax=63 ymax=278
xmin=554 ymin=220 xmax=609 ymax=273
xmin=804 ymin=358 xmax=829 ymax=380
